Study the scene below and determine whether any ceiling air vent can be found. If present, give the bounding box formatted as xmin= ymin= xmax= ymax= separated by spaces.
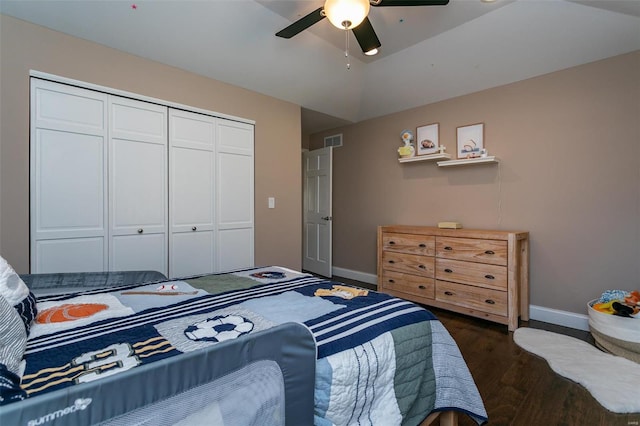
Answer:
xmin=324 ymin=134 xmax=343 ymax=148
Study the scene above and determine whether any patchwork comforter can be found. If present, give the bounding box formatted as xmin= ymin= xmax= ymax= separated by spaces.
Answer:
xmin=21 ymin=266 xmax=487 ymax=425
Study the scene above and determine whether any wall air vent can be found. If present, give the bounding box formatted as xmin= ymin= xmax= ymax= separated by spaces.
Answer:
xmin=324 ymin=134 xmax=343 ymax=148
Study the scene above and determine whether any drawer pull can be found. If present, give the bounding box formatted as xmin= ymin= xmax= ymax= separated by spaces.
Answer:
xmin=388 ymin=279 xmax=395 ymax=284
xmin=418 ymin=285 xmax=426 ymax=290
xmin=419 ymin=243 xmax=426 ymax=248
xmin=389 ymin=241 xmax=396 ymax=245
xmin=388 ymin=260 xmax=395 ymax=264
xmin=444 ymin=246 xmax=453 ymax=251
xmin=485 ymin=250 xmax=495 ymax=255
xmin=418 ymin=264 xmax=426 ymax=269
xmin=444 ymin=268 xmax=453 ymax=273
xmin=137 ymin=229 xmax=143 ymax=234
xmin=485 ymin=274 xmax=495 ymax=280
xmin=192 ymin=226 xmax=197 ymax=231
xmin=485 ymin=299 xmax=496 ymax=305
xmin=444 ymin=291 xmax=454 ymax=296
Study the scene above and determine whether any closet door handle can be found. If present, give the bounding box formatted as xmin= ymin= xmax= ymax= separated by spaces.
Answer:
xmin=485 ymin=250 xmax=495 ymax=255
xmin=137 ymin=228 xmax=144 ymax=234
xmin=485 ymin=274 xmax=495 ymax=280
xmin=192 ymin=226 xmax=197 ymax=231
xmin=444 ymin=268 xmax=453 ymax=273
xmin=485 ymin=299 xmax=496 ymax=305
xmin=444 ymin=246 xmax=453 ymax=251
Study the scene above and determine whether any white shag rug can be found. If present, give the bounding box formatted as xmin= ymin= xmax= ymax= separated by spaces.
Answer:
xmin=513 ymin=327 xmax=640 ymax=413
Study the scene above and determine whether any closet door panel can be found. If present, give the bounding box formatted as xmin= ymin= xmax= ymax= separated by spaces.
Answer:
xmin=171 ymin=147 xmax=214 ymax=230
xmin=35 ymin=238 xmax=105 ymax=273
xmin=171 ymin=231 xmax=215 ymax=277
xmin=109 ymin=96 xmax=168 ymax=275
xmin=33 ymin=82 xmax=106 ymax=134
xmin=110 ymin=139 xmax=166 ymax=232
xmin=216 ymin=120 xmax=254 ymax=271
xmin=35 ymin=130 xmax=104 ymax=235
xmin=217 ymin=229 xmax=254 ymax=273
xmin=217 ymin=152 xmax=252 ymax=226
xmin=169 ymin=109 xmax=216 ymax=278
xmin=30 ymin=79 xmax=108 ymax=273
xmin=111 ymin=234 xmax=167 ymax=273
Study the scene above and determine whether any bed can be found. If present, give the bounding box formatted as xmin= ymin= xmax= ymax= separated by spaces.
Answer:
xmin=1 ymin=265 xmax=488 ymax=426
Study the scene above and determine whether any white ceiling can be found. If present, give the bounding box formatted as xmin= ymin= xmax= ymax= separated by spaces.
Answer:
xmin=1 ymin=0 xmax=639 ymax=134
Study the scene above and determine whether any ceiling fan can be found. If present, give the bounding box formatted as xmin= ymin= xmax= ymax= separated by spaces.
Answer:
xmin=276 ymin=0 xmax=450 ymax=56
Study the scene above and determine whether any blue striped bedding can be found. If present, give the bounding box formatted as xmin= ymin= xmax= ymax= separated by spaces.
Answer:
xmin=20 ymin=266 xmax=487 ymax=425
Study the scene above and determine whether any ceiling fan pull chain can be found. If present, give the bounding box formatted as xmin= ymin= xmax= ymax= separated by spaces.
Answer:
xmin=345 ymin=28 xmax=351 ymax=70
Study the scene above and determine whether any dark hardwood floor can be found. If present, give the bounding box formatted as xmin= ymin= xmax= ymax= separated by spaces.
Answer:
xmin=330 ymin=275 xmax=639 ymax=426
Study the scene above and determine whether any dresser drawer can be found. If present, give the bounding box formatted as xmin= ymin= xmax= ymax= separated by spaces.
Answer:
xmin=436 ymin=237 xmax=507 ymax=266
xmin=436 ymin=280 xmax=508 ymax=317
xmin=435 ymin=258 xmax=507 ymax=290
xmin=382 ymin=233 xmax=435 ymax=256
xmin=381 ymin=270 xmax=435 ymax=299
xmin=382 ymin=251 xmax=434 ymax=278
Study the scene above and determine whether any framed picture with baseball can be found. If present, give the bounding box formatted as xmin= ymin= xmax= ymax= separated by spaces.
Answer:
xmin=456 ymin=123 xmax=484 ymax=159
xmin=416 ymin=123 xmax=439 ymax=156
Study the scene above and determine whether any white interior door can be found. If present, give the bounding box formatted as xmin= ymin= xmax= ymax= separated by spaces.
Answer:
xmin=303 ymin=147 xmax=332 ymax=277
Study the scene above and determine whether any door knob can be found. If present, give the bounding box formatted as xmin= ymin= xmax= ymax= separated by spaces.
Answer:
xmin=321 ymin=216 xmax=332 ymax=221
xmin=192 ymin=226 xmax=197 ymax=231
xmin=137 ymin=228 xmax=143 ymax=234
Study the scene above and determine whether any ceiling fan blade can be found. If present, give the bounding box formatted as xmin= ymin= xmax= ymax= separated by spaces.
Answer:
xmin=372 ymin=0 xmax=449 ymax=6
xmin=352 ymin=17 xmax=381 ymax=55
xmin=276 ymin=7 xmax=326 ymax=39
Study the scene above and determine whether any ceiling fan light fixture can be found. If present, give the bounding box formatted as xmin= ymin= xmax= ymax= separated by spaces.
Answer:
xmin=324 ymin=0 xmax=370 ymax=30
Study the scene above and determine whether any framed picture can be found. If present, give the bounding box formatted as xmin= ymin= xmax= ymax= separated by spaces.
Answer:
xmin=416 ymin=123 xmax=439 ymax=156
xmin=456 ymin=123 xmax=484 ymax=159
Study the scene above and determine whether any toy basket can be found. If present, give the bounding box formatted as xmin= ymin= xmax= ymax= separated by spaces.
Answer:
xmin=588 ymin=300 xmax=640 ymax=363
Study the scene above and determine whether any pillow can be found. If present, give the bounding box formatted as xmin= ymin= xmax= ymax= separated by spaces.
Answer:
xmin=0 ymin=255 xmax=29 ymax=305
xmin=0 ymin=295 xmax=27 ymax=377
xmin=0 ymin=256 xmax=37 ymax=334
xmin=14 ymin=292 xmax=37 ymax=335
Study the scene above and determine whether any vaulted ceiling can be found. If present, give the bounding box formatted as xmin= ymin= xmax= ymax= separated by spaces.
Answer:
xmin=2 ymin=0 xmax=639 ymax=134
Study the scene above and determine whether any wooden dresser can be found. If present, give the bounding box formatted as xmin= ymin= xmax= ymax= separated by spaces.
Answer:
xmin=377 ymin=225 xmax=529 ymax=331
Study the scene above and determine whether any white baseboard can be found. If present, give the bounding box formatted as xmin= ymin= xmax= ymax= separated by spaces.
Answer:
xmin=331 ymin=267 xmax=590 ymax=332
xmin=332 ymin=266 xmax=378 ymax=285
xmin=528 ymin=305 xmax=589 ymax=331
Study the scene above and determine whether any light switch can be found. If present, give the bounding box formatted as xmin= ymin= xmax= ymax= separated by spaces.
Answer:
xmin=268 ymin=197 xmax=275 ymax=209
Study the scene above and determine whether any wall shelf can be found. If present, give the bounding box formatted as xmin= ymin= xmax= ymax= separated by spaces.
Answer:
xmin=437 ymin=156 xmax=499 ymax=167
xmin=399 ymin=153 xmax=451 ymax=163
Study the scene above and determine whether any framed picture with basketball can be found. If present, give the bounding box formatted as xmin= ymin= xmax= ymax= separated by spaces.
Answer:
xmin=416 ymin=123 xmax=439 ymax=156
xmin=457 ymin=122 xmax=484 ymax=159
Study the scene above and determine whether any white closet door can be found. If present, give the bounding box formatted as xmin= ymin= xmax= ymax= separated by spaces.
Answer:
xmin=30 ymin=79 xmax=108 ymax=273
xmin=109 ymin=96 xmax=168 ymax=275
xmin=169 ymin=109 xmax=216 ymax=278
xmin=216 ymin=120 xmax=254 ymax=272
